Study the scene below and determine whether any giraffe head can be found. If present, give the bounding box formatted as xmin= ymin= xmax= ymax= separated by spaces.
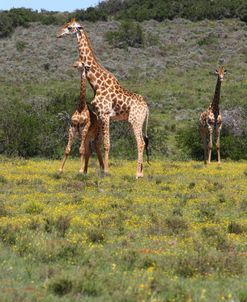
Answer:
xmin=215 ymin=66 xmax=227 ymax=82
xmin=57 ymin=18 xmax=83 ymax=38
xmin=73 ymin=60 xmax=90 ymax=75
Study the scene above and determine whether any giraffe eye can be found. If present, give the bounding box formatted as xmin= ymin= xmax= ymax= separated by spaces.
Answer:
xmin=68 ymin=26 xmax=72 ymax=30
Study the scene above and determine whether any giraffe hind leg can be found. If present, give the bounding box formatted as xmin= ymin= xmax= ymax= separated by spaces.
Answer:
xmin=200 ymin=128 xmax=208 ymax=165
xmin=130 ymin=120 xmax=145 ymax=179
xmin=79 ymin=122 xmax=91 ymax=174
xmin=207 ymin=126 xmax=213 ymax=164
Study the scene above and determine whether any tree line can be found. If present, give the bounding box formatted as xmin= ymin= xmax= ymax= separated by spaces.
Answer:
xmin=1 ymin=0 xmax=247 ymax=38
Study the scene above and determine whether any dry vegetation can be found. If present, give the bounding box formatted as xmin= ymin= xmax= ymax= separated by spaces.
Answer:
xmin=0 ymin=18 xmax=247 ymax=159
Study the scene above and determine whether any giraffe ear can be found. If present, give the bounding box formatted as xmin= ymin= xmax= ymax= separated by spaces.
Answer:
xmin=215 ymin=69 xmax=218 ymax=75
xmin=224 ymin=69 xmax=228 ymax=74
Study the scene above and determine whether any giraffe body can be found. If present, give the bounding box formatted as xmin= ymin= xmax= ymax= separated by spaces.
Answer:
xmin=199 ymin=66 xmax=227 ymax=164
xmin=59 ymin=63 xmax=104 ymax=173
xmin=57 ymin=20 xmax=149 ymax=178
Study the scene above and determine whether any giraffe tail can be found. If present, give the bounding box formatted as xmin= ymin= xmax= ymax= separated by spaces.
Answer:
xmin=143 ymin=107 xmax=151 ymax=165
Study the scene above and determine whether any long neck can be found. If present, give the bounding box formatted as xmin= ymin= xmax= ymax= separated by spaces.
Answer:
xmin=211 ymin=76 xmax=221 ymax=113
xmin=76 ymin=29 xmax=101 ymax=70
xmin=77 ymin=74 xmax=87 ymax=112
xmin=76 ymin=29 xmax=117 ymax=92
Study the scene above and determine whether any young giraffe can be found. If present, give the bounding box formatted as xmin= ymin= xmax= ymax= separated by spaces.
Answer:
xmin=57 ymin=19 xmax=149 ymax=179
xmin=199 ymin=66 xmax=227 ymax=164
xmin=59 ymin=62 xmax=104 ymax=174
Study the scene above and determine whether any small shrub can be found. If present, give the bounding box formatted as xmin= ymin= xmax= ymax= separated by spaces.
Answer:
xmin=145 ymin=32 xmax=160 ymax=47
xmin=0 ymin=202 xmax=8 ymax=217
xmin=228 ymin=221 xmax=244 ymax=234
xmin=172 ymin=204 xmax=183 ymax=217
xmin=56 ymin=215 xmax=71 ymax=237
xmin=106 ymin=20 xmax=144 ymax=49
xmin=218 ymin=193 xmax=226 ymax=203
xmin=44 ymin=217 xmax=54 ymax=233
xmin=0 ymin=175 xmax=7 ymax=183
xmin=23 ymin=201 xmax=44 ymax=214
xmin=197 ymin=34 xmax=217 ymax=46
xmin=43 ymin=63 xmax=50 ymax=71
xmin=188 ymin=182 xmax=196 ymax=189
xmin=166 ymin=216 xmax=188 ymax=235
xmin=16 ymin=40 xmax=27 ymax=52
xmin=121 ymin=249 xmax=138 ymax=268
xmin=50 ymin=173 xmax=61 ymax=180
xmin=73 ymin=270 xmax=104 ymax=297
xmin=0 ymin=224 xmax=17 ymax=245
xmin=87 ymin=228 xmax=105 ymax=243
xmin=49 ymin=277 xmax=73 ymax=296
xmin=176 ymin=247 xmax=244 ymax=277
xmin=197 ymin=202 xmax=216 ymax=221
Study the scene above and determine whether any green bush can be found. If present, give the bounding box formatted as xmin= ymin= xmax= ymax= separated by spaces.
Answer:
xmin=49 ymin=277 xmax=73 ymax=296
xmin=106 ymin=20 xmax=144 ymax=48
xmin=0 ymin=13 xmax=14 ymax=38
xmin=16 ymin=40 xmax=27 ymax=52
xmin=177 ymin=120 xmax=247 ymax=161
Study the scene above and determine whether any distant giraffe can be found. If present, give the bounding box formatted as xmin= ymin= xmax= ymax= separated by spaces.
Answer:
xmin=199 ymin=66 xmax=227 ymax=164
xmin=57 ymin=19 xmax=149 ymax=179
xmin=59 ymin=62 xmax=104 ymax=174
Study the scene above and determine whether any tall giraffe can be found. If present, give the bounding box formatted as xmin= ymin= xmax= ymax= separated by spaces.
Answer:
xmin=57 ymin=19 xmax=149 ymax=178
xmin=199 ymin=66 xmax=227 ymax=164
xmin=59 ymin=61 xmax=104 ymax=174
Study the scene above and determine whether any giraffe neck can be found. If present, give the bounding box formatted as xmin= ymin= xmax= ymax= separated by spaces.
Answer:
xmin=76 ymin=29 xmax=117 ymax=92
xmin=77 ymin=74 xmax=87 ymax=113
xmin=210 ymin=76 xmax=221 ymax=114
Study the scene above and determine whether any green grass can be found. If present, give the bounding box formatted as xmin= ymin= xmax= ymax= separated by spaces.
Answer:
xmin=0 ymin=157 xmax=246 ymax=301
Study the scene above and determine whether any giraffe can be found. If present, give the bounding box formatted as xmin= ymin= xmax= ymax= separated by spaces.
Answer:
xmin=57 ymin=19 xmax=149 ymax=178
xmin=59 ymin=61 xmax=104 ymax=174
xmin=199 ymin=66 xmax=227 ymax=164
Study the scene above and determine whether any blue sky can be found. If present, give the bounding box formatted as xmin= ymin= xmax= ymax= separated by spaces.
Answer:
xmin=0 ymin=0 xmax=99 ymax=12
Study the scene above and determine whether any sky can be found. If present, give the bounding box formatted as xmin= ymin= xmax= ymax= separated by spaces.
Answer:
xmin=0 ymin=0 xmax=99 ymax=12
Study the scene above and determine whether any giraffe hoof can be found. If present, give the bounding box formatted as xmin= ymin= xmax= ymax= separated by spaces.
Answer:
xmin=136 ymin=172 xmax=144 ymax=179
xmin=104 ymin=172 xmax=111 ymax=177
xmin=58 ymin=169 xmax=63 ymax=173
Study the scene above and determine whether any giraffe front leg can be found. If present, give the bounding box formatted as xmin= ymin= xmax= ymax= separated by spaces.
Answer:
xmin=83 ymin=139 xmax=91 ymax=174
xmin=100 ymin=116 xmax=110 ymax=175
xmin=207 ymin=126 xmax=213 ymax=164
xmin=94 ymin=131 xmax=104 ymax=171
xmin=59 ymin=126 xmax=76 ymax=173
xmin=216 ymin=124 xmax=222 ymax=164
xmin=79 ymin=122 xmax=91 ymax=174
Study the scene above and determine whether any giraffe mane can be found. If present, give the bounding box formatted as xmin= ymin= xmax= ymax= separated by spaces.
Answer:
xmin=80 ymin=29 xmax=118 ymax=81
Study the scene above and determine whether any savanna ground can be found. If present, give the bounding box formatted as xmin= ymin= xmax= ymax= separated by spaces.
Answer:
xmin=0 ymin=156 xmax=246 ymax=301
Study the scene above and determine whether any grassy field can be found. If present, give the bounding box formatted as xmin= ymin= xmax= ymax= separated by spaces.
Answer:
xmin=0 ymin=156 xmax=246 ymax=301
